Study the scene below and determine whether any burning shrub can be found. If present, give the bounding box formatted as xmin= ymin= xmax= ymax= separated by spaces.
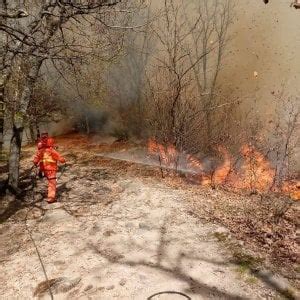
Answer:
xmin=147 ymin=90 xmax=300 ymax=200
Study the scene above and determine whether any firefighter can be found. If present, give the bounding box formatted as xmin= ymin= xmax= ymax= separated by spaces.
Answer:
xmin=36 ymin=132 xmax=49 ymax=178
xmin=33 ymin=137 xmax=66 ymax=203
xmin=37 ymin=132 xmax=49 ymax=150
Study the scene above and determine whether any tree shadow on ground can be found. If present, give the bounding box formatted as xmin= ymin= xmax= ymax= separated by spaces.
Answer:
xmin=0 ymin=168 xmax=37 ymax=223
xmin=0 ymin=169 xmax=72 ymax=223
xmin=88 ymin=216 xmax=297 ymax=299
xmin=57 ymin=181 xmax=72 ymax=199
xmin=248 ymin=270 xmax=296 ymax=300
xmin=228 ymin=251 xmax=297 ymax=300
xmin=0 ymin=197 xmax=24 ymax=224
xmin=88 ymin=219 xmax=249 ymax=300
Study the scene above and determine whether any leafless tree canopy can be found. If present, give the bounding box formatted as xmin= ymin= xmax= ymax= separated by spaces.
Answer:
xmin=0 ymin=0 xmax=140 ymax=190
xmin=141 ymin=0 xmax=236 ymax=155
xmin=0 ymin=0 xmax=299 ymax=192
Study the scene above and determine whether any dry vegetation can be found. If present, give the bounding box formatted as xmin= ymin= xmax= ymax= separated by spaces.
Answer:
xmin=49 ymin=135 xmax=300 ymax=285
xmin=0 ymin=1 xmax=299 ymax=297
xmin=0 ymin=134 xmax=299 ymax=298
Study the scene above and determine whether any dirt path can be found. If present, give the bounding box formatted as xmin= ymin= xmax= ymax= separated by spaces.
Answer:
xmin=0 ymin=140 xmax=295 ymax=299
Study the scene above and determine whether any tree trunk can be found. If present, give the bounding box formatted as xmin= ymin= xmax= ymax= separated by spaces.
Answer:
xmin=29 ymin=123 xmax=35 ymax=142
xmin=0 ymin=0 xmax=7 ymax=159
xmin=0 ymin=85 xmax=4 ymax=159
xmin=8 ymin=125 xmax=23 ymax=191
xmin=35 ymin=121 xmax=40 ymax=140
xmin=7 ymin=58 xmax=42 ymax=191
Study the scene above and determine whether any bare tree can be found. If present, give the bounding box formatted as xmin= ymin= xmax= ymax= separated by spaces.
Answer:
xmin=0 ymin=0 xmax=136 ymax=191
xmin=63 ymin=58 xmax=109 ymax=135
xmin=183 ymin=0 xmax=234 ymax=147
xmin=27 ymin=78 xmax=65 ymax=140
xmin=105 ymin=5 xmax=153 ymax=138
xmin=267 ymin=93 xmax=299 ymax=190
xmin=145 ymin=0 xmax=235 ymax=162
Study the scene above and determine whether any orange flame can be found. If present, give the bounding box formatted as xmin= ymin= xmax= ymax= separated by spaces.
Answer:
xmin=213 ymin=146 xmax=232 ymax=185
xmin=147 ymin=139 xmax=178 ymax=169
xmin=147 ymin=138 xmax=299 ymax=200
xmin=232 ymin=144 xmax=275 ymax=192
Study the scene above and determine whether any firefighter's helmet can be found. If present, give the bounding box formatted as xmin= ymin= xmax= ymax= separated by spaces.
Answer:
xmin=46 ymin=138 xmax=55 ymax=148
xmin=41 ymin=132 xmax=49 ymax=139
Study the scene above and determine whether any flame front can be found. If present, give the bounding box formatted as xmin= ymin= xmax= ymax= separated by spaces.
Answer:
xmin=147 ymin=138 xmax=299 ymax=200
xmin=148 ymin=139 xmax=178 ymax=169
xmin=231 ymin=144 xmax=275 ymax=192
xmin=213 ymin=146 xmax=232 ymax=185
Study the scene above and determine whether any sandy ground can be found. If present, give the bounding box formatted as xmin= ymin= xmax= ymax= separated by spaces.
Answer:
xmin=0 ymin=137 xmax=297 ymax=299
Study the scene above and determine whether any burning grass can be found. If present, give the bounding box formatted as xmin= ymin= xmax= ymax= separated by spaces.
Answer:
xmin=148 ymin=139 xmax=300 ymax=200
xmin=88 ymin=135 xmax=298 ymax=284
xmin=9 ymin=133 xmax=298 ymax=287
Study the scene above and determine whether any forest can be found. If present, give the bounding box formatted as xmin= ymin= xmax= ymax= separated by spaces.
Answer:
xmin=0 ymin=1 xmax=299 ymax=299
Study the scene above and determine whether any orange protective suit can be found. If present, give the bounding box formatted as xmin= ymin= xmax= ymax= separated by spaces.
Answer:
xmin=36 ymin=133 xmax=49 ymax=174
xmin=33 ymin=138 xmax=66 ymax=203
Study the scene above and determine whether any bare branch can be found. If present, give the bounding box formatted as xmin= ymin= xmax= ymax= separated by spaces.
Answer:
xmin=0 ymin=9 xmax=28 ymax=19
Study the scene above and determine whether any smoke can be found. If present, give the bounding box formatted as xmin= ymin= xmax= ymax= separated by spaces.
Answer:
xmin=34 ymin=0 xmax=299 ymax=167
xmin=103 ymin=4 xmax=154 ymax=136
xmin=217 ymin=0 xmax=300 ymax=170
xmin=219 ymin=0 xmax=300 ymax=109
xmin=104 ymin=1 xmax=299 ymax=158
